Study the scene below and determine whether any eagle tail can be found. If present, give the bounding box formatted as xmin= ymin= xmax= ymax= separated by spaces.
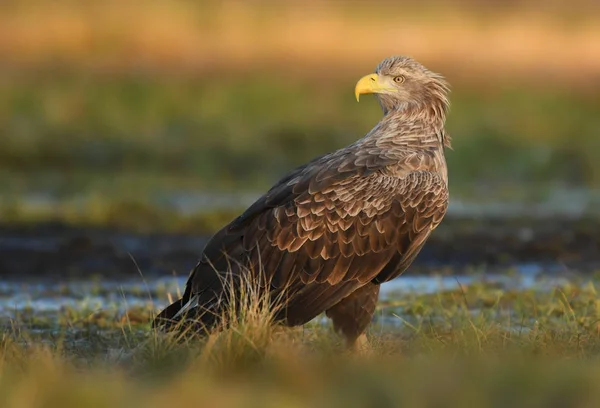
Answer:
xmin=152 ymin=291 xmax=223 ymax=334
xmin=151 ymin=295 xmax=188 ymax=330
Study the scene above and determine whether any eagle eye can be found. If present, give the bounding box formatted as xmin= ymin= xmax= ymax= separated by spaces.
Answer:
xmin=393 ymin=75 xmax=405 ymax=83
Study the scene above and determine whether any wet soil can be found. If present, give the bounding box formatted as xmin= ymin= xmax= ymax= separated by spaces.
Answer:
xmin=1 ymin=216 xmax=599 ymax=280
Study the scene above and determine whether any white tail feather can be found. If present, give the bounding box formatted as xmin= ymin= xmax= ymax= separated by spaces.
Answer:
xmin=173 ymin=294 xmax=199 ymax=319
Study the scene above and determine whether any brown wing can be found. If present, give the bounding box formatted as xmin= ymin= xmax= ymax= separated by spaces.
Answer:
xmin=181 ymin=147 xmax=448 ymax=326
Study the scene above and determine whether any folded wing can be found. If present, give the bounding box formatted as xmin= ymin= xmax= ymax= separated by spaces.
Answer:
xmin=157 ymin=145 xmax=448 ymax=327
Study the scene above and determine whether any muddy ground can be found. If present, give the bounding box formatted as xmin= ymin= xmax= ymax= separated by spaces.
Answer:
xmin=1 ymin=216 xmax=598 ymax=280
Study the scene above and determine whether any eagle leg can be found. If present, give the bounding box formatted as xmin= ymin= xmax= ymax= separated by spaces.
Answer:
xmin=325 ymin=283 xmax=380 ymax=351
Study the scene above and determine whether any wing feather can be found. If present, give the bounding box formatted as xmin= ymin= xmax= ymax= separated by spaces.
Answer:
xmin=171 ymin=144 xmax=448 ymax=327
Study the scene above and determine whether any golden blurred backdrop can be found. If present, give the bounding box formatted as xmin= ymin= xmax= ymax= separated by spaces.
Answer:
xmin=1 ymin=0 xmax=599 ymax=224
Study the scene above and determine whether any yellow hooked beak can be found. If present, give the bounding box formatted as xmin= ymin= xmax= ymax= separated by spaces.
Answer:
xmin=354 ymin=73 xmax=394 ymax=102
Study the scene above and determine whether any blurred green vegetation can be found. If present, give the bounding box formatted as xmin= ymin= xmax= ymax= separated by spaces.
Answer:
xmin=1 ymin=73 xmax=599 ymax=201
xmin=1 ymin=0 xmax=599 ymax=222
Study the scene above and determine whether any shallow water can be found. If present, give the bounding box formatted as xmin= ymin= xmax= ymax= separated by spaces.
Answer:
xmin=0 ymin=263 xmax=580 ymax=320
xmin=2 ymin=194 xmax=599 ymax=326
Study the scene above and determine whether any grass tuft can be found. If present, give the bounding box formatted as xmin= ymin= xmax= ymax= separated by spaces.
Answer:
xmin=4 ymin=278 xmax=600 ymax=405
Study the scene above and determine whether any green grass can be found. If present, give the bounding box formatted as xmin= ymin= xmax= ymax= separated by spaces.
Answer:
xmin=0 ymin=193 xmax=242 ymax=233
xmin=1 ymin=72 xmax=599 ymax=231
xmin=2 ymin=73 xmax=600 ymax=197
xmin=4 ymin=279 xmax=600 ymax=406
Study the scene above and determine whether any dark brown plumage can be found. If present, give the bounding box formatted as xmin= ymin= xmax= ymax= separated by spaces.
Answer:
xmin=153 ymin=56 xmax=451 ymax=350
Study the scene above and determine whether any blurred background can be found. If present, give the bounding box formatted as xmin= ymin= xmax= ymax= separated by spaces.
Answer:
xmin=3 ymin=4 xmax=600 ymax=401
xmin=1 ymin=0 xmax=600 ymax=279
xmin=2 ymin=0 xmax=599 ymax=222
